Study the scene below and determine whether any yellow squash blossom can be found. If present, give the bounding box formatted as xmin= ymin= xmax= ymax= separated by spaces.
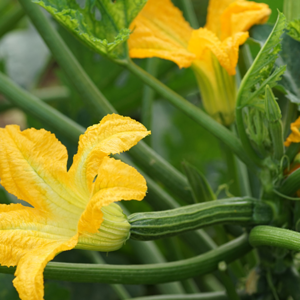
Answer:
xmin=128 ymin=0 xmax=271 ymax=125
xmin=0 ymin=114 xmax=150 ymax=300
xmin=284 ymin=116 xmax=300 ymax=147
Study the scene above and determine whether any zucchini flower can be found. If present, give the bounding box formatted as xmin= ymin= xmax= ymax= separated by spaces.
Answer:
xmin=0 ymin=114 xmax=150 ymax=300
xmin=284 ymin=116 xmax=300 ymax=147
xmin=128 ymin=0 xmax=271 ymax=125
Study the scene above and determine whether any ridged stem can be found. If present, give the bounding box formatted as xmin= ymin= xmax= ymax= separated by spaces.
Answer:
xmin=129 ymin=198 xmax=273 ymax=241
xmin=249 ymin=226 xmax=300 ymax=251
xmin=0 ymin=235 xmax=251 ymax=284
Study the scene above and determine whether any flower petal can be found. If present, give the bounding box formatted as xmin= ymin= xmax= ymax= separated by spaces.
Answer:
xmin=188 ymin=28 xmax=248 ymax=76
xmin=68 ymin=114 xmax=150 ymax=198
xmin=285 ymin=117 xmax=300 ymax=147
xmin=205 ymin=0 xmax=237 ymax=37
xmin=0 ymin=203 xmax=76 ymax=267
xmin=78 ymin=157 xmax=147 ymax=235
xmin=0 ymin=126 xmax=84 ymax=217
xmin=221 ymin=31 xmax=249 ymax=75
xmin=128 ymin=0 xmax=195 ymax=68
xmin=0 ymin=203 xmax=78 ymax=300
xmin=220 ymin=1 xmax=271 ymax=40
xmin=13 ymin=237 xmax=77 ymax=300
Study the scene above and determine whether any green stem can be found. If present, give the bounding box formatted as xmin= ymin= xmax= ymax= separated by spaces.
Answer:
xmin=0 ymin=86 xmax=70 ymax=113
xmin=0 ymin=5 xmax=25 ymax=38
xmin=126 ymin=60 xmax=255 ymax=173
xmin=0 ymin=235 xmax=251 ymax=284
xmin=130 ymin=240 xmax=185 ymax=294
xmin=249 ymin=226 xmax=300 ymax=251
xmin=285 ymin=143 xmax=300 ymax=168
xmin=142 ymin=58 xmax=159 ymax=141
xmin=0 ymin=72 xmax=84 ymax=143
xmin=18 ymin=0 xmax=116 ymax=115
xmin=217 ymin=266 xmax=240 ymax=300
xmin=128 ymin=292 xmax=230 ymax=300
xmin=18 ymin=0 xmax=194 ymax=204
xmin=129 ymin=198 xmax=273 ymax=241
xmin=266 ymin=270 xmax=279 ymax=300
xmin=83 ymin=251 xmax=130 ymax=300
xmin=180 ymin=0 xmax=199 ymax=29
xmin=165 ymin=237 xmax=200 ymax=293
xmin=279 ymin=167 xmax=300 ymax=195
xmin=283 ymin=102 xmax=297 ymax=139
xmin=222 ymin=142 xmax=240 ymax=197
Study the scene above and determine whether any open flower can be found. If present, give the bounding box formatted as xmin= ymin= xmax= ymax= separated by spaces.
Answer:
xmin=0 ymin=114 xmax=150 ymax=300
xmin=128 ymin=0 xmax=271 ymax=125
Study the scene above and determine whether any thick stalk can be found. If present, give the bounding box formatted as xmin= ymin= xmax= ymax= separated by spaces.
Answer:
xmin=0 ymin=72 xmax=84 ymax=143
xmin=249 ymin=226 xmax=300 ymax=251
xmin=84 ymin=251 xmax=130 ymax=300
xmin=126 ymin=60 xmax=255 ymax=173
xmin=18 ymin=0 xmax=194 ymax=204
xmin=0 ymin=5 xmax=25 ymax=38
xmin=129 ymin=198 xmax=273 ymax=241
xmin=0 ymin=235 xmax=251 ymax=284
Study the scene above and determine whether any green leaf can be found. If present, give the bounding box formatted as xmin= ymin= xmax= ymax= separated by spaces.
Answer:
xmin=238 ymin=13 xmax=287 ymax=109
xmin=182 ymin=161 xmax=216 ymax=203
xmin=32 ymin=0 xmax=147 ymax=58
xmin=250 ymin=24 xmax=300 ymax=109
xmin=287 ymin=19 xmax=300 ymax=42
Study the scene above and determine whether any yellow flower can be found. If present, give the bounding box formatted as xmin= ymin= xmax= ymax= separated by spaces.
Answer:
xmin=284 ymin=116 xmax=300 ymax=147
xmin=128 ymin=0 xmax=271 ymax=125
xmin=0 ymin=114 xmax=150 ymax=300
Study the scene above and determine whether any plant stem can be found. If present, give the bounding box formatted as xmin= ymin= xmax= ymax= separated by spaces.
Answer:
xmin=0 ymin=72 xmax=84 ymax=143
xmin=217 ymin=266 xmax=240 ymax=300
xmin=84 ymin=251 xmax=131 ymax=300
xmin=18 ymin=0 xmax=194 ymax=204
xmin=181 ymin=0 xmax=199 ymax=29
xmin=0 ymin=235 xmax=251 ymax=284
xmin=249 ymin=226 xmax=300 ymax=251
xmin=130 ymin=240 xmax=185 ymax=294
xmin=142 ymin=58 xmax=159 ymax=145
xmin=127 ymin=292 xmax=251 ymax=300
xmin=126 ymin=60 xmax=255 ymax=173
xmin=279 ymin=167 xmax=300 ymax=195
xmin=0 ymin=5 xmax=25 ymax=38
xmin=222 ymin=142 xmax=240 ymax=197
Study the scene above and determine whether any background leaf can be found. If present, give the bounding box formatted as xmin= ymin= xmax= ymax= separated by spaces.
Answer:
xmin=32 ymin=0 xmax=147 ymax=58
